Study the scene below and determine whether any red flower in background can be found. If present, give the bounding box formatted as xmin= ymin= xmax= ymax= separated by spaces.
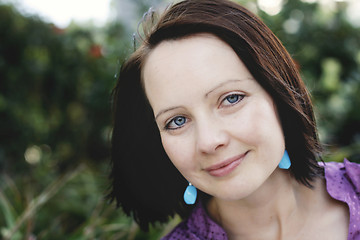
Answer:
xmin=89 ymin=44 xmax=102 ymax=58
xmin=51 ymin=24 xmax=65 ymax=35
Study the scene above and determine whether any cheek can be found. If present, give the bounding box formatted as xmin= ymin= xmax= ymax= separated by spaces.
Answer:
xmin=229 ymin=102 xmax=284 ymax=147
xmin=161 ymin=135 xmax=195 ymax=172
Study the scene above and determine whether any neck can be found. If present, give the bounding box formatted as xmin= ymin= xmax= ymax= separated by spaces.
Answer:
xmin=207 ymin=169 xmax=314 ymax=239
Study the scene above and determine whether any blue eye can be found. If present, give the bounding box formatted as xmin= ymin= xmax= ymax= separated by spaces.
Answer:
xmin=174 ymin=116 xmax=186 ymax=126
xmin=165 ymin=116 xmax=187 ymax=130
xmin=226 ymin=94 xmax=240 ymax=104
xmin=223 ymin=94 xmax=244 ymax=106
xmin=220 ymin=93 xmax=245 ymax=107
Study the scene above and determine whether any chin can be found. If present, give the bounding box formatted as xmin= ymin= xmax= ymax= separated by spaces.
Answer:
xmin=211 ymin=182 xmax=259 ymax=202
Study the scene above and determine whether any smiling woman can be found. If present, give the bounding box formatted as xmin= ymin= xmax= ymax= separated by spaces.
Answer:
xmin=143 ymin=34 xmax=286 ymax=202
xmin=108 ymin=0 xmax=360 ymax=239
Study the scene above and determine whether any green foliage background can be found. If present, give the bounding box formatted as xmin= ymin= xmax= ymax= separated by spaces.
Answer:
xmin=0 ymin=0 xmax=359 ymax=239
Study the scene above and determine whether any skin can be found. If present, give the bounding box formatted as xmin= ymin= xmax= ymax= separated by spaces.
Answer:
xmin=143 ymin=34 xmax=349 ymax=239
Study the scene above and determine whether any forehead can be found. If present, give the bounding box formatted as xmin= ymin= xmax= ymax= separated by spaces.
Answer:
xmin=143 ymin=34 xmax=229 ymax=76
xmin=142 ymin=33 xmax=245 ymax=90
xmin=141 ymin=34 xmax=258 ymax=111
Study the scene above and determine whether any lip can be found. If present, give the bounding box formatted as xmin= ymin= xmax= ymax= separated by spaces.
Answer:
xmin=205 ymin=152 xmax=248 ymax=177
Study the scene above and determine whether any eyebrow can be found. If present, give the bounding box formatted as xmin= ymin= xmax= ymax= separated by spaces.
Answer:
xmin=155 ymin=106 xmax=183 ymax=121
xmin=205 ymin=79 xmax=245 ymax=98
xmin=154 ymin=78 xmax=250 ymax=121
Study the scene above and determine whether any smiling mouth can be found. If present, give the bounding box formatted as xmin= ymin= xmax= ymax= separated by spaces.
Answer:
xmin=205 ymin=152 xmax=248 ymax=177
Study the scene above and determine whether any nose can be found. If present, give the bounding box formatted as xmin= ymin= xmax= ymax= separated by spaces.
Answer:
xmin=196 ymin=116 xmax=229 ymax=154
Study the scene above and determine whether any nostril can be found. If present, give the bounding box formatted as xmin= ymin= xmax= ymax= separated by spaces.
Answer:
xmin=197 ymin=131 xmax=229 ymax=154
xmin=215 ymin=142 xmax=225 ymax=151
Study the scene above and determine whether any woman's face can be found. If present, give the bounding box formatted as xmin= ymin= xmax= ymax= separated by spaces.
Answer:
xmin=143 ymin=34 xmax=285 ymax=201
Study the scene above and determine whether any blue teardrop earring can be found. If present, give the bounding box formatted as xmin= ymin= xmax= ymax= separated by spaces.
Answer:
xmin=279 ymin=150 xmax=291 ymax=169
xmin=184 ymin=183 xmax=197 ymax=205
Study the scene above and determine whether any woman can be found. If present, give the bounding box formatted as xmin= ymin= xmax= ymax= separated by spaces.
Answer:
xmin=109 ymin=0 xmax=360 ymax=239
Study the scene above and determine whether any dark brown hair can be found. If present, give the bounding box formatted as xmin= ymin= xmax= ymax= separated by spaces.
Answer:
xmin=109 ymin=0 xmax=323 ymax=231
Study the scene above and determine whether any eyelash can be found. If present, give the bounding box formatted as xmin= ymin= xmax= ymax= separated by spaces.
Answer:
xmin=163 ymin=93 xmax=245 ymax=131
xmin=164 ymin=116 xmax=188 ymax=130
xmin=221 ymin=93 xmax=245 ymax=107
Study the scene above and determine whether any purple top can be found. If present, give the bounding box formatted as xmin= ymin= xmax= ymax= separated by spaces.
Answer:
xmin=162 ymin=159 xmax=360 ymax=240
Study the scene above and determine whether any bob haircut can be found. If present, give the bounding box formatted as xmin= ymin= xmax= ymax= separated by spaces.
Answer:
xmin=109 ymin=0 xmax=323 ymax=231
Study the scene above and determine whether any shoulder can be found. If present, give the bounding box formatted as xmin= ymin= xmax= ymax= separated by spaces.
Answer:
xmin=161 ymin=202 xmax=227 ymax=240
xmin=322 ymin=159 xmax=360 ymax=239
